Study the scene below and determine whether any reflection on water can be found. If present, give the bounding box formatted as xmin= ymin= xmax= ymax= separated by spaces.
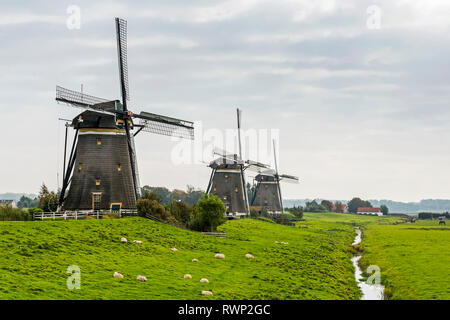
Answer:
xmin=352 ymin=227 xmax=385 ymax=300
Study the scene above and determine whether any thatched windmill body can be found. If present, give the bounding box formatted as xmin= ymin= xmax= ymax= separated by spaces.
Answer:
xmin=206 ymin=109 xmax=269 ymax=217
xmin=56 ymin=18 xmax=194 ymax=212
xmin=251 ymin=141 xmax=299 ymax=213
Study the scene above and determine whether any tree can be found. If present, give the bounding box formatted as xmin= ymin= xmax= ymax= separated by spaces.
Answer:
xmin=141 ymin=190 xmax=162 ymax=203
xmin=334 ymin=201 xmax=344 ymax=213
xmin=347 ymin=197 xmax=372 ymax=214
xmin=305 ymin=200 xmax=327 ymax=213
xmin=17 ymin=196 xmax=39 ymax=208
xmin=38 ymin=184 xmax=58 ymax=212
xmin=380 ymin=205 xmax=389 ymax=215
xmin=320 ymin=200 xmax=333 ymax=212
xmin=189 ymin=195 xmax=226 ymax=232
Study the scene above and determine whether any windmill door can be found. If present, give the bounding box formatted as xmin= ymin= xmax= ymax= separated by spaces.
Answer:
xmin=92 ymin=193 xmax=102 ymax=211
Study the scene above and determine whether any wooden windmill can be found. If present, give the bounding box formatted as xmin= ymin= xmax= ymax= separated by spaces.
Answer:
xmin=206 ymin=109 xmax=269 ymax=217
xmin=56 ymin=18 xmax=194 ymax=212
xmin=251 ymin=140 xmax=299 ymax=213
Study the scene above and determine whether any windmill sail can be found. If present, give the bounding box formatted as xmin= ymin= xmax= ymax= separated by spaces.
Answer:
xmin=137 ymin=111 xmax=194 ymax=140
xmin=115 ymin=18 xmax=129 ymax=102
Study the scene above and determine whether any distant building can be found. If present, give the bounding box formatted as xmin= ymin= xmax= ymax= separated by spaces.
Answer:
xmin=357 ymin=207 xmax=382 ymax=216
xmin=0 ymin=200 xmax=16 ymax=208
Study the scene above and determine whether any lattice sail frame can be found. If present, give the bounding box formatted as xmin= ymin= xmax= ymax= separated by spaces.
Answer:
xmin=56 ymin=86 xmax=110 ymax=107
xmin=116 ymin=18 xmax=129 ymax=101
xmin=138 ymin=116 xmax=194 ymax=140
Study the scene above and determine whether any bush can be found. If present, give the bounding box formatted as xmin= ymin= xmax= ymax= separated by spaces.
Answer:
xmin=0 ymin=206 xmax=31 ymax=221
xmin=136 ymin=199 xmax=178 ymax=225
xmin=28 ymin=208 xmax=43 ymax=214
xmin=189 ymin=195 xmax=226 ymax=232
xmin=250 ymin=209 xmax=259 ymax=218
xmin=168 ymin=201 xmax=193 ymax=226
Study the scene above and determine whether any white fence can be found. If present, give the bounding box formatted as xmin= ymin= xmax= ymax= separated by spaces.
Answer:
xmin=33 ymin=210 xmax=138 ymax=221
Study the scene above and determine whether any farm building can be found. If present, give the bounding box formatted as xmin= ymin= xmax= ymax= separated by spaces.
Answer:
xmin=356 ymin=207 xmax=382 ymax=216
xmin=0 ymin=200 xmax=16 ymax=208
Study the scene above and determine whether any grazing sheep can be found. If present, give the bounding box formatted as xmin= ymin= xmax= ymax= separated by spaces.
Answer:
xmin=245 ymin=254 xmax=254 ymax=259
xmin=200 ymin=278 xmax=209 ymax=283
xmin=280 ymin=242 xmax=289 ymax=245
xmin=202 ymin=291 xmax=213 ymax=296
xmin=113 ymin=272 xmax=124 ymax=279
xmin=274 ymin=241 xmax=279 ymax=244
xmin=120 ymin=237 xmax=127 ymax=243
xmin=184 ymin=274 xmax=192 ymax=279
xmin=136 ymin=275 xmax=147 ymax=282
xmin=214 ymin=253 xmax=225 ymax=259
xmin=171 ymin=248 xmax=178 ymax=252
xmin=191 ymin=258 xmax=198 ymax=262
xmin=133 ymin=240 xmax=143 ymax=244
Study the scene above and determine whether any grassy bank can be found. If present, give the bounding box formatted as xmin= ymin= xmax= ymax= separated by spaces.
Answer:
xmin=0 ymin=217 xmax=359 ymax=300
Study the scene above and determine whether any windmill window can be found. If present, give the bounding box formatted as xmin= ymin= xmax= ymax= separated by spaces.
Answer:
xmin=78 ymin=163 xmax=83 ymax=171
xmin=213 ymin=187 xmax=217 ymax=192
xmin=223 ymin=196 xmax=228 ymax=201
xmin=117 ymin=164 xmax=122 ymax=172
xmin=224 ymin=174 xmax=229 ymax=179
xmin=95 ymin=180 xmax=101 ymax=186
xmin=97 ymin=138 xmax=102 ymax=145
xmin=235 ymin=187 xmax=239 ymax=193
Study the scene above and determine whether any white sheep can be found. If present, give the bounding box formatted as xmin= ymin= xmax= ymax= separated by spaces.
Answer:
xmin=171 ymin=248 xmax=178 ymax=252
xmin=214 ymin=253 xmax=225 ymax=259
xmin=133 ymin=240 xmax=143 ymax=244
xmin=120 ymin=237 xmax=127 ymax=243
xmin=113 ymin=272 xmax=124 ymax=279
xmin=274 ymin=241 xmax=279 ymax=244
xmin=200 ymin=278 xmax=209 ymax=283
xmin=245 ymin=254 xmax=254 ymax=259
xmin=136 ymin=275 xmax=147 ymax=282
xmin=202 ymin=291 xmax=213 ymax=296
xmin=184 ymin=274 xmax=192 ymax=279
xmin=191 ymin=258 xmax=198 ymax=262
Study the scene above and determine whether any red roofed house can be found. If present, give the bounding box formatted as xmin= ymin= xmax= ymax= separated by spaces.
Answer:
xmin=357 ymin=207 xmax=382 ymax=216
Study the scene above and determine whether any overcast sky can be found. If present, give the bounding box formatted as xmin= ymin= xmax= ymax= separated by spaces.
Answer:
xmin=0 ymin=0 xmax=449 ymax=202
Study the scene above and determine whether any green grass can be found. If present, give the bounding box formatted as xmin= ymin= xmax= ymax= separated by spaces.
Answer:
xmin=302 ymin=212 xmax=450 ymax=300
xmin=0 ymin=217 xmax=360 ymax=300
xmin=359 ymin=220 xmax=450 ymax=300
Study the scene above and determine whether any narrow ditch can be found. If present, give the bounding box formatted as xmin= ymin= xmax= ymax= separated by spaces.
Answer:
xmin=351 ymin=227 xmax=385 ymax=300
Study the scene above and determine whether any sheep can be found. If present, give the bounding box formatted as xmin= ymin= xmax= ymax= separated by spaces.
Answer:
xmin=214 ymin=253 xmax=225 ymax=259
xmin=245 ymin=254 xmax=254 ymax=259
xmin=136 ymin=275 xmax=147 ymax=282
xmin=274 ymin=241 xmax=279 ymax=244
xmin=202 ymin=291 xmax=213 ymax=296
xmin=120 ymin=237 xmax=127 ymax=243
xmin=200 ymin=278 xmax=209 ymax=283
xmin=133 ymin=240 xmax=143 ymax=244
xmin=184 ymin=274 xmax=192 ymax=279
xmin=281 ymin=242 xmax=289 ymax=245
xmin=191 ymin=258 xmax=198 ymax=262
xmin=171 ymin=248 xmax=178 ymax=252
xmin=113 ymin=272 xmax=124 ymax=279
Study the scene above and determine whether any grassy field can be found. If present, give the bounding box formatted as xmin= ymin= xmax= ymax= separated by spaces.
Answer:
xmin=359 ymin=220 xmax=450 ymax=300
xmin=0 ymin=217 xmax=360 ymax=300
xmin=302 ymin=212 xmax=450 ymax=300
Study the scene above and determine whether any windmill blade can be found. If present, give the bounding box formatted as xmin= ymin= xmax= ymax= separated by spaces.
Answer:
xmin=56 ymin=86 xmax=117 ymax=117
xmin=56 ymin=86 xmax=111 ymax=108
xmin=115 ymin=17 xmax=130 ymax=103
xmin=212 ymin=147 xmax=241 ymax=161
xmin=244 ymin=159 xmax=271 ymax=173
xmin=279 ymin=174 xmax=299 ymax=183
xmin=136 ymin=111 xmax=194 ymax=140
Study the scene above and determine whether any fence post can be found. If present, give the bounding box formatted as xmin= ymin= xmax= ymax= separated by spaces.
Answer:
xmin=97 ymin=211 xmax=99 ymax=219
xmin=53 ymin=212 xmax=55 ymax=220
xmin=75 ymin=211 xmax=77 ymax=220
xmin=41 ymin=212 xmax=44 ymax=220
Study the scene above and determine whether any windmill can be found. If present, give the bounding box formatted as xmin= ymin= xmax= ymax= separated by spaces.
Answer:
xmin=251 ymin=140 xmax=299 ymax=213
xmin=56 ymin=18 xmax=194 ymax=212
xmin=206 ymin=109 xmax=269 ymax=217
